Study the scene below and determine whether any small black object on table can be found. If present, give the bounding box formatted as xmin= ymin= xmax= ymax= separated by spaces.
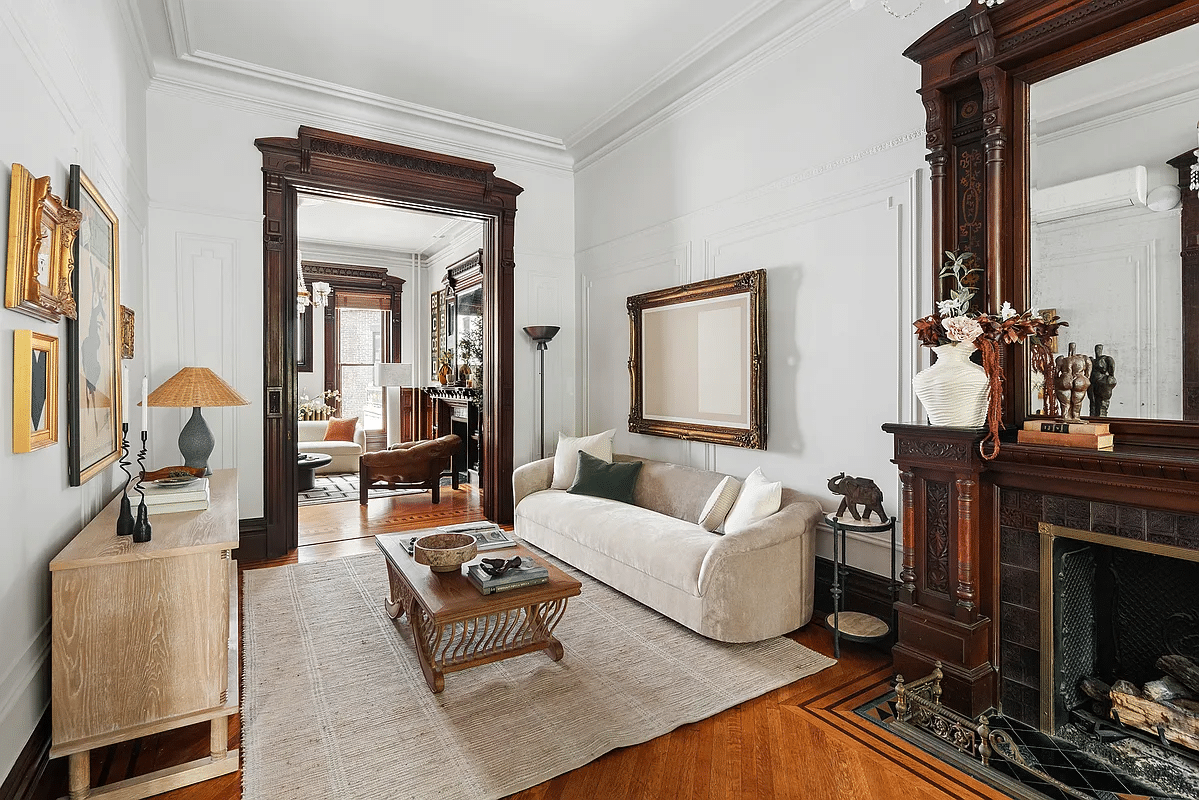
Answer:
xmin=297 ymin=452 xmax=333 ymax=491
xmin=826 ymin=512 xmax=897 ymax=658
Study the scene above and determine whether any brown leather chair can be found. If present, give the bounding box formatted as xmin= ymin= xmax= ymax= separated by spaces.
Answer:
xmin=359 ymin=434 xmax=461 ymax=505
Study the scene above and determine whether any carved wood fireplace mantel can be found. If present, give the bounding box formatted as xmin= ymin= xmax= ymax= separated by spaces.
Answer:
xmin=893 ymin=0 xmax=1199 ymax=727
xmin=885 ymin=423 xmax=1199 ymax=721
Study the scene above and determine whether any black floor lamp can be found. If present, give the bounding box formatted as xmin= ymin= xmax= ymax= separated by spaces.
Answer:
xmin=523 ymin=325 xmax=560 ymax=458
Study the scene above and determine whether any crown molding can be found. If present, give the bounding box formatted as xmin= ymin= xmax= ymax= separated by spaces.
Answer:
xmin=1032 ymin=78 xmax=1199 ymax=146
xmin=297 ymin=238 xmax=421 ymax=269
xmin=563 ymin=0 xmax=783 ymax=148
xmin=572 ymin=0 xmax=852 ymax=171
xmin=114 ymin=0 xmax=155 ymax=80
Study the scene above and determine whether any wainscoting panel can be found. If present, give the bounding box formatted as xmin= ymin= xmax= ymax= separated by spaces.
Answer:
xmin=174 ymin=234 xmax=239 ymax=470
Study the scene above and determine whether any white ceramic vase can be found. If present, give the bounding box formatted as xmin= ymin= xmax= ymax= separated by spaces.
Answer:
xmin=913 ymin=342 xmax=990 ymax=428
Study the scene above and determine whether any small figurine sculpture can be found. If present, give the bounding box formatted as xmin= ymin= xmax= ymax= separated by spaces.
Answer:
xmin=1053 ymin=342 xmax=1092 ymax=422
xmin=827 ymin=473 xmax=888 ymax=523
xmin=1087 ymin=344 xmax=1117 ymax=417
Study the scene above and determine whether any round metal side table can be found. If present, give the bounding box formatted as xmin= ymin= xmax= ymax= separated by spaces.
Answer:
xmin=826 ymin=512 xmax=897 ymax=658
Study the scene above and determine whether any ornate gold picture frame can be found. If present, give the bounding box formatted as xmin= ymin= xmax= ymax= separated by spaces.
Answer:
xmin=627 ymin=270 xmax=768 ymax=449
xmin=5 ymin=164 xmax=80 ymax=322
xmin=13 ymin=330 xmax=59 ymax=453
xmin=120 ymin=305 xmax=135 ymax=359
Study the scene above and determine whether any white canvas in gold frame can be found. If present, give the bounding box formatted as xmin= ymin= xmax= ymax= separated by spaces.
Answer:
xmin=5 ymin=164 xmax=80 ymax=323
xmin=13 ymin=330 xmax=59 ymax=453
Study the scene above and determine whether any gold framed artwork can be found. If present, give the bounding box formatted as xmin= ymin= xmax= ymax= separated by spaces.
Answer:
xmin=66 ymin=166 xmax=122 ymax=486
xmin=120 ymin=305 xmax=135 ymax=359
xmin=627 ymin=270 xmax=768 ymax=450
xmin=13 ymin=330 xmax=59 ymax=453
xmin=5 ymin=164 xmax=81 ymax=323
xmin=430 ymin=289 xmax=444 ymax=382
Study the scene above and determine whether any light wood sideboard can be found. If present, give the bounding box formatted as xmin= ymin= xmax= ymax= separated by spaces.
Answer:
xmin=49 ymin=469 xmax=240 ymax=800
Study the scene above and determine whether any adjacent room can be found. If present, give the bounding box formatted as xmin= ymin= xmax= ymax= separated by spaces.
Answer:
xmin=3 ymin=1 xmax=1199 ymax=799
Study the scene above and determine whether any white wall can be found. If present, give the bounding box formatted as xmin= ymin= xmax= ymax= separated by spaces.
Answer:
xmin=0 ymin=0 xmax=149 ymax=779
xmin=575 ymin=1 xmax=945 ymax=577
xmin=146 ymin=84 xmax=577 ymax=516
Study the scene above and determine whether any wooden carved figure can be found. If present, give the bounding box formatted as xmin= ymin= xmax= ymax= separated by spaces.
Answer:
xmin=827 ymin=472 xmax=888 ymax=522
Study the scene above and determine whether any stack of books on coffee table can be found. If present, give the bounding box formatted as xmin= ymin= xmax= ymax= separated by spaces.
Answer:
xmin=1017 ymin=420 xmax=1113 ymax=450
xmin=465 ymin=556 xmax=549 ymax=595
xmin=131 ymin=477 xmax=211 ymax=515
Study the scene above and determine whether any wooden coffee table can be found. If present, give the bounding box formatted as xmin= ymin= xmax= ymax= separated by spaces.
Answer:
xmin=375 ymin=532 xmax=582 ymax=693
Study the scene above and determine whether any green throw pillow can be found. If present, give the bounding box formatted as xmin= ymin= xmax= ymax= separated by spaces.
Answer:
xmin=567 ymin=450 xmax=643 ymax=504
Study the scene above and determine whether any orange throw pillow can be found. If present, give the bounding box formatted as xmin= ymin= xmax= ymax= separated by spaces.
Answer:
xmin=324 ymin=417 xmax=358 ymax=442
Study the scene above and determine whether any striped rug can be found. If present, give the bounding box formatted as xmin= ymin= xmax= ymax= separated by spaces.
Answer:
xmin=297 ymin=472 xmax=423 ymax=506
xmin=241 ymin=550 xmax=835 ymax=800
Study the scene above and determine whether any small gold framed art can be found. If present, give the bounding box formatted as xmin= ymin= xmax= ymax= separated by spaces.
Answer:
xmin=121 ymin=305 xmax=135 ymax=359
xmin=13 ymin=330 xmax=59 ymax=453
xmin=5 ymin=164 xmax=81 ymax=322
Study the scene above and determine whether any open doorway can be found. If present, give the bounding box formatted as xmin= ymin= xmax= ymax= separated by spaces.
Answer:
xmin=292 ymin=195 xmax=488 ymax=545
xmin=254 ymin=127 xmax=522 ymax=559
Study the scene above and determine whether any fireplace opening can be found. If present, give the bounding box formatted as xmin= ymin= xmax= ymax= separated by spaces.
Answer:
xmin=1051 ymin=536 xmax=1199 ymax=797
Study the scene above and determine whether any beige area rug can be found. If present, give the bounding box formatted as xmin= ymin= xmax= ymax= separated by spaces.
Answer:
xmin=241 ymin=551 xmax=835 ymax=800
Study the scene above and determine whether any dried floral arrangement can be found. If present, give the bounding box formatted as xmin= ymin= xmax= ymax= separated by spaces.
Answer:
xmin=913 ymin=252 xmax=1068 ymax=458
xmin=299 ymin=389 xmax=340 ymax=420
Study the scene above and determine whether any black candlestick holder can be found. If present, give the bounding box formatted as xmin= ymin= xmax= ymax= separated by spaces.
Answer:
xmin=132 ymin=430 xmax=152 ymax=543
xmin=116 ymin=422 xmax=135 ymax=536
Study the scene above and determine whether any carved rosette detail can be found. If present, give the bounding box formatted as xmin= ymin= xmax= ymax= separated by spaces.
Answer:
xmin=925 ymin=481 xmax=951 ymax=595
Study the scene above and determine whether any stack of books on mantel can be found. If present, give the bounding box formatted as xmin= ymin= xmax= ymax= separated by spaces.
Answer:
xmin=1017 ymin=420 xmax=1113 ymax=450
xmin=465 ymin=555 xmax=549 ymax=595
xmin=131 ymin=477 xmax=211 ymax=515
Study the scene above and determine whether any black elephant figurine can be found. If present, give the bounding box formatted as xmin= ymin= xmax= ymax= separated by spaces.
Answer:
xmin=827 ymin=472 xmax=887 ymax=523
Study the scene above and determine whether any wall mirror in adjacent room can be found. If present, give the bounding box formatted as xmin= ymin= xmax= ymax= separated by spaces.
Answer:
xmin=1027 ymin=23 xmax=1199 ymax=421
xmin=627 ymin=270 xmax=767 ymax=449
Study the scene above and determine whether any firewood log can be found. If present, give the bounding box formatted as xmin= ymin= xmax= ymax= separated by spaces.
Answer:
xmin=1079 ymin=676 xmax=1112 ymax=702
xmin=1157 ymin=655 xmax=1199 ymax=696
xmin=1144 ymin=676 xmax=1194 ymax=702
xmin=1110 ymin=682 xmax=1199 ymax=753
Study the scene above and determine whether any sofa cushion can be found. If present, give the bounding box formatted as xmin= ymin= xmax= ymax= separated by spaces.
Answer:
xmin=724 ymin=467 xmax=782 ymax=534
xmin=517 ymin=490 xmax=716 ymax=596
xmin=298 ymin=440 xmax=362 ymax=456
xmin=324 ymin=417 xmax=359 ymax=442
xmin=551 ymin=429 xmax=615 ymax=489
xmin=568 ymin=451 xmax=642 ymax=503
xmin=698 ymin=476 xmax=741 ymax=532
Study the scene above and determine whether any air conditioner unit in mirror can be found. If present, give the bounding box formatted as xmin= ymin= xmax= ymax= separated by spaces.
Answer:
xmin=1031 ymin=166 xmax=1147 ymax=223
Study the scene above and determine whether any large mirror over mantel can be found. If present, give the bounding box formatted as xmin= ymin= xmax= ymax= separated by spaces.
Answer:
xmin=1028 ymin=23 xmax=1199 ymax=421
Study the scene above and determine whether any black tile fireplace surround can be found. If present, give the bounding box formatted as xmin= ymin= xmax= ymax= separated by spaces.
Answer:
xmin=997 ymin=488 xmax=1199 ymax=729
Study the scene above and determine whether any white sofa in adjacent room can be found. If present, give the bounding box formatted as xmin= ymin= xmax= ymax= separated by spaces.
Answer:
xmin=297 ymin=420 xmax=366 ymax=473
xmin=513 ymin=455 xmax=822 ymax=643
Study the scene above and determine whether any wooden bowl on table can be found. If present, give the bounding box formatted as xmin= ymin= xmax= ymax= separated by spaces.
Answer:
xmin=413 ymin=533 xmax=477 ymax=573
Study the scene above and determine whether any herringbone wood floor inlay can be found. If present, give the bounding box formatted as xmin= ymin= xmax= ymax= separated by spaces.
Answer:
xmin=31 ymin=490 xmax=1013 ymax=800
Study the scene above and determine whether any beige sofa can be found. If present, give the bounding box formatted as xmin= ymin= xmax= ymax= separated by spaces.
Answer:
xmin=297 ymin=420 xmax=366 ymax=473
xmin=513 ymin=455 xmax=821 ymax=643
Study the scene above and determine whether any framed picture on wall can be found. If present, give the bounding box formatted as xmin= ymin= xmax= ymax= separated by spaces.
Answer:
xmin=66 ymin=165 xmax=123 ymax=486
xmin=430 ymin=290 xmax=443 ymax=382
xmin=627 ymin=270 xmax=768 ymax=450
xmin=4 ymin=164 xmax=81 ymax=323
xmin=12 ymin=330 xmax=59 ymax=453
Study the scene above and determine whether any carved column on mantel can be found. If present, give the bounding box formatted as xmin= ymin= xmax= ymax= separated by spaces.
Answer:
xmin=884 ymin=423 xmax=996 ymax=719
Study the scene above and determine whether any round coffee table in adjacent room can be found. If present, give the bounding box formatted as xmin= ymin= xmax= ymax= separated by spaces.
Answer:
xmin=297 ymin=453 xmax=333 ymax=491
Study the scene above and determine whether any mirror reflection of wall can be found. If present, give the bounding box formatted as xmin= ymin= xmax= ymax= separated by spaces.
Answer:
xmin=1029 ymin=23 xmax=1199 ymax=420
xmin=456 ymin=286 xmax=483 ymax=387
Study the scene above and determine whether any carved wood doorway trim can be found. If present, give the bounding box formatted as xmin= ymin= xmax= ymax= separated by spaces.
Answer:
xmin=255 ymin=127 xmax=521 ymax=558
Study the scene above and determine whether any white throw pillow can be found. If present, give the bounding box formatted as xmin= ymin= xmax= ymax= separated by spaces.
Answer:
xmin=550 ymin=429 xmax=617 ymax=489
xmin=698 ymin=476 xmax=741 ymax=532
xmin=723 ymin=468 xmax=782 ymax=534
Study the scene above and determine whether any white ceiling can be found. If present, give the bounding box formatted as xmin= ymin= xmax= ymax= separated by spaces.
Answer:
xmin=297 ymin=196 xmax=481 ymax=257
xmin=135 ymin=0 xmax=819 ymax=157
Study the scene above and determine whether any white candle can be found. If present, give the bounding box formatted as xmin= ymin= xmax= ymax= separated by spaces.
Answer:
xmin=122 ymin=365 xmax=129 ymax=426
xmin=141 ymin=375 xmax=149 ymax=436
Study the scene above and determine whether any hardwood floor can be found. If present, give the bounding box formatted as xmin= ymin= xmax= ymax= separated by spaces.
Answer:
xmin=30 ymin=487 xmax=1010 ymax=800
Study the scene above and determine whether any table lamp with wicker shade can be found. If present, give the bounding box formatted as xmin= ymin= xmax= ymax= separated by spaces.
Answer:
xmin=145 ymin=367 xmax=249 ymax=475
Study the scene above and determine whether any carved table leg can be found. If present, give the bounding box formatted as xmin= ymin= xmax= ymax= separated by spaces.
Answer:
xmin=210 ymin=717 xmax=228 ymax=759
xmin=409 ymin=609 xmax=445 ymax=693
xmin=545 ymin=637 xmax=564 ymax=661
xmin=384 ymin=563 xmax=408 ymax=620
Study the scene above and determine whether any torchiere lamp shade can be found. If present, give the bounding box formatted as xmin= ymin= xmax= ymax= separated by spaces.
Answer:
xmin=145 ymin=367 xmax=249 ymax=474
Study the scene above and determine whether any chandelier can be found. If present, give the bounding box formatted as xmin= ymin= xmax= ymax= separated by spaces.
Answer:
xmin=297 ymin=252 xmax=331 ymax=316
